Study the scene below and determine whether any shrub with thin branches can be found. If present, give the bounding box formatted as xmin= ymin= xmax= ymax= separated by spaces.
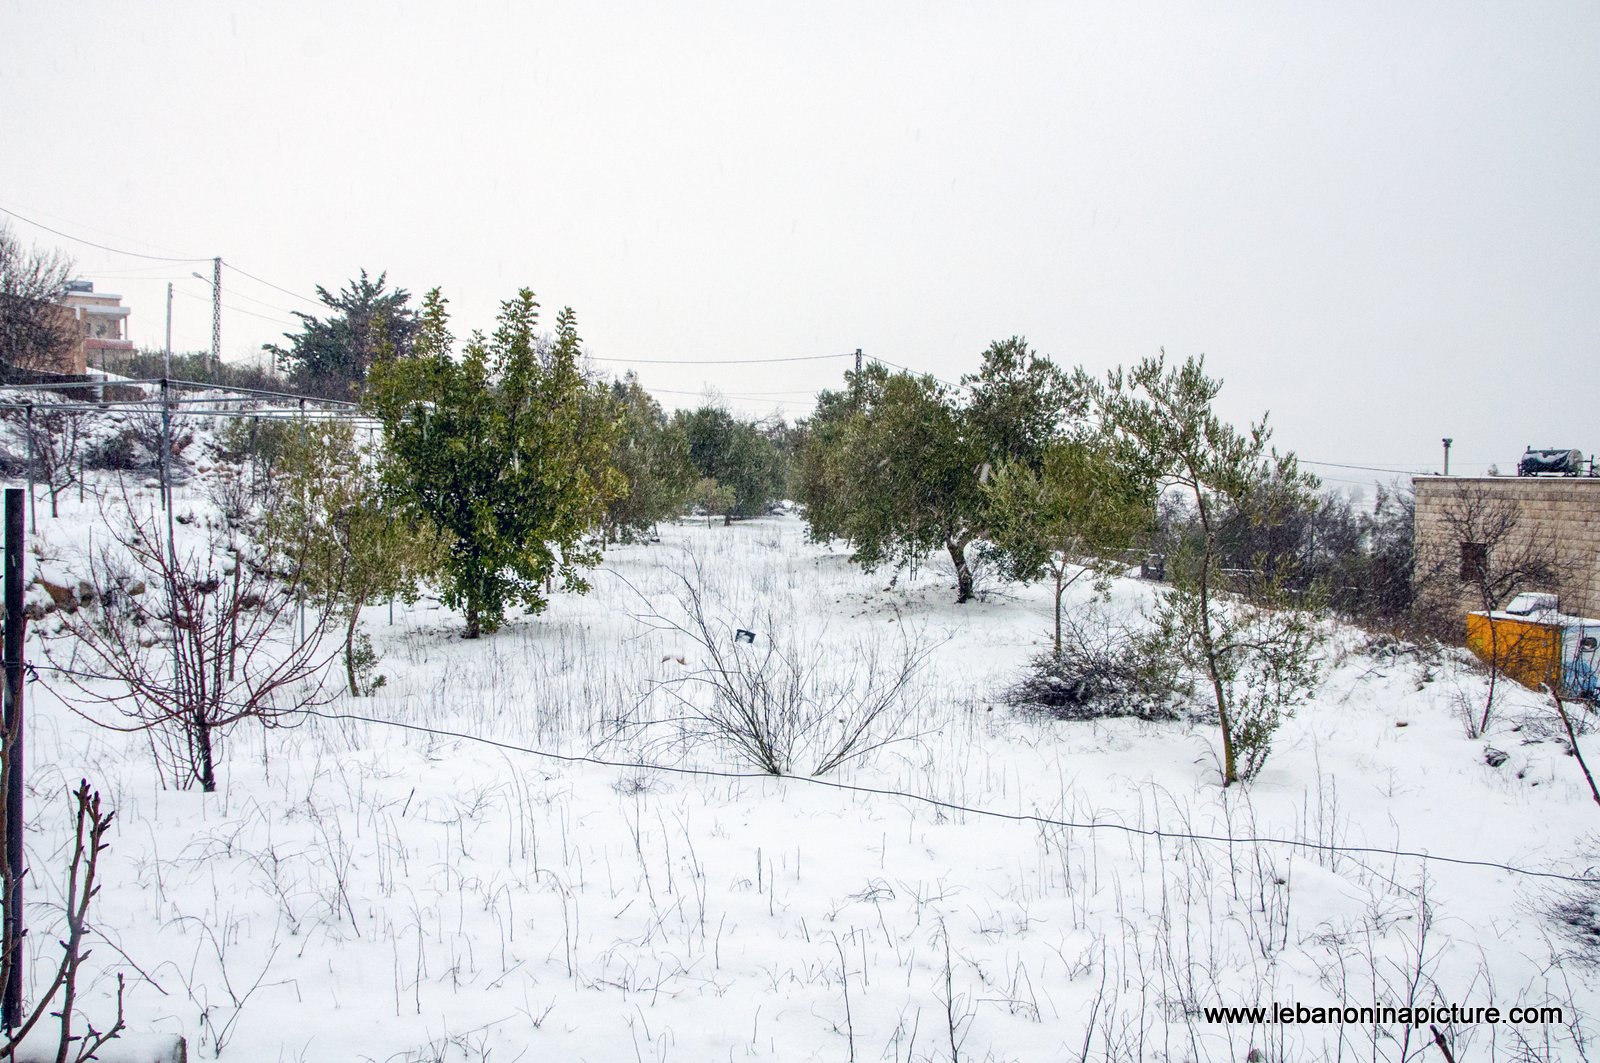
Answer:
xmin=48 ymin=490 xmax=345 ymax=791
xmin=621 ymin=556 xmax=936 ymax=776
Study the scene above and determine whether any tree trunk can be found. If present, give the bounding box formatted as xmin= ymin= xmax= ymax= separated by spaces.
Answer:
xmin=947 ymin=538 xmax=974 ymax=604
xmin=1479 ymin=608 xmax=1499 ymax=737
xmin=463 ymin=599 xmax=481 ymax=640
xmin=343 ymin=596 xmax=367 ymax=697
xmin=723 ymin=513 xmax=733 ymax=527
xmin=194 ymin=711 xmax=216 ymax=793
xmin=1193 ymin=497 xmax=1236 ymax=786
xmin=1053 ymin=566 xmax=1066 ymax=655
xmin=227 ymin=561 xmax=243 ymax=681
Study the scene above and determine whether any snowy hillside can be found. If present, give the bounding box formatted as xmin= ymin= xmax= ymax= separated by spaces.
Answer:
xmin=4 ymin=409 xmax=1598 ymax=1062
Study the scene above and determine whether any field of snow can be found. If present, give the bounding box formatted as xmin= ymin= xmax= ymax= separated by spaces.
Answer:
xmin=10 ymin=456 xmax=1600 ymax=1061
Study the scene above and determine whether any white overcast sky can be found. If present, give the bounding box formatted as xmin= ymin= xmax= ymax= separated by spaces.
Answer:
xmin=2 ymin=1 xmax=1596 ymax=481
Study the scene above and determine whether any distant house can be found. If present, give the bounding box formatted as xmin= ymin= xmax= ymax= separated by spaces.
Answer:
xmin=1413 ymin=475 xmax=1600 ymax=619
xmin=52 ymin=280 xmax=134 ymax=375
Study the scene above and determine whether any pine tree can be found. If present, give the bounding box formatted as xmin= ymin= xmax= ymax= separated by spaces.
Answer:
xmin=266 ymin=270 xmax=417 ymax=400
xmin=367 ymin=289 xmax=623 ymax=638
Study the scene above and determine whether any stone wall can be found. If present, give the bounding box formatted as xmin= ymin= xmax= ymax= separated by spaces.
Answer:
xmin=1413 ymin=475 xmax=1600 ymax=619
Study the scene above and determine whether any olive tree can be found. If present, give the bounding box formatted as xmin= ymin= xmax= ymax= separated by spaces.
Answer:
xmin=1097 ymin=352 xmax=1323 ymax=785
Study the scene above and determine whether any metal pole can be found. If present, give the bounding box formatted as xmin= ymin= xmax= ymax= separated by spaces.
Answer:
xmin=1442 ymin=438 xmax=1453 ymax=477
xmin=211 ymin=257 xmax=222 ymax=372
xmin=23 ymin=405 xmax=34 ymax=535
xmin=2 ymin=489 xmax=26 ymax=1031
xmin=165 ymin=282 xmax=173 ymax=380
xmin=160 ymin=379 xmax=171 ymax=514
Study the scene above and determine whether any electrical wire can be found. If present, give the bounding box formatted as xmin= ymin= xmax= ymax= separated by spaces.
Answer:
xmin=172 ymin=288 xmax=296 ymax=327
xmin=866 ymin=356 xmax=962 ymax=391
xmin=1302 ymin=459 xmax=1434 ymax=475
xmin=29 ymin=661 xmax=1600 ymax=886
xmin=588 ymin=352 xmax=854 ymax=366
xmin=0 ymin=204 xmax=212 ymax=263
xmin=219 ymin=261 xmax=323 ymax=308
xmin=647 ymin=387 xmax=823 ymax=398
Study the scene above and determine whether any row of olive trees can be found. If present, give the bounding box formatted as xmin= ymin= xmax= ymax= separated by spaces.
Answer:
xmin=795 ymin=343 xmax=1324 ymax=786
xmin=603 ymin=378 xmax=791 ymax=540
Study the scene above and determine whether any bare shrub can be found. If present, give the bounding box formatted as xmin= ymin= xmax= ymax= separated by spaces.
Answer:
xmin=620 ymin=555 xmax=937 ymax=776
xmin=0 ymin=224 xmax=75 ymax=373
xmin=0 ymin=780 xmax=126 ymax=1063
xmin=48 ymin=491 xmax=345 ymax=791
xmin=23 ymin=403 xmax=86 ymax=518
xmin=1004 ymin=608 xmax=1184 ymax=721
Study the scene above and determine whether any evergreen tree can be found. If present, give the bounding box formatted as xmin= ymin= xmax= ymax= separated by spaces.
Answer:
xmin=962 ymin=336 xmax=1082 ymax=472
xmin=796 ymin=341 xmax=1082 ymax=603
xmin=266 ymin=270 xmax=417 ymax=400
xmin=803 ymin=368 xmax=984 ymax=598
xmin=676 ymin=405 xmax=784 ymax=523
xmin=366 ymin=289 xmax=623 ymax=638
xmin=1097 ymin=351 xmax=1322 ymax=785
xmin=263 ymin=420 xmax=442 ymax=694
xmin=793 ymin=365 xmax=881 ymax=544
xmin=603 ymin=374 xmax=696 ymax=542
xmin=984 ymin=435 xmax=1156 ymax=653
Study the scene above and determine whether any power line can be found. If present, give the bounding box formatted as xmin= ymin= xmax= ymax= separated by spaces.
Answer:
xmin=40 ymin=651 xmax=1586 ymax=886
xmin=197 ymin=283 xmax=303 ymax=318
xmin=647 ymin=386 xmax=822 ymax=398
xmin=219 ymin=261 xmax=323 ymax=309
xmin=35 ymin=652 xmax=1587 ymax=884
xmin=1302 ymin=459 xmax=1432 ymax=475
xmin=0 ymin=205 xmax=211 ymax=264
xmin=867 ymin=356 xmax=962 ymax=391
xmin=172 ymin=288 xmax=296 ymax=327
xmin=589 ymin=352 xmax=855 ymax=366
xmin=283 ymin=706 xmax=1600 ymax=886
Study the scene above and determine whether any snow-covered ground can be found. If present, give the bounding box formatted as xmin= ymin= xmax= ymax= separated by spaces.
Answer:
xmin=8 ymin=433 xmax=1600 ymax=1061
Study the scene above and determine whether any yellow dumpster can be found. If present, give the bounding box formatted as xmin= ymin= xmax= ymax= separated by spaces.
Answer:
xmin=1466 ymin=593 xmax=1600 ymax=699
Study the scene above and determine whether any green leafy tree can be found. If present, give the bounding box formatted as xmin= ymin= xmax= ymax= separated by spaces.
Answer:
xmin=264 ymin=420 xmax=442 ymax=694
xmin=267 ymin=270 xmax=417 ymax=400
xmin=1097 ymin=351 xmax=1322 ymax=785
xmin=367 ymin=289 xmax=623 ymax=638
xmin=691 ymin=476 xmax=736 ymax=527
xmin=676 ymin=405 xmax=784 ymax=523
xmin=790 ymin=379 xmax=861 ymax=544
xmin=963 ymin=336 xmax=1083 ymax=473
xmin=797 ymin=341 xmax=1081 ymax=603
xmin=815 ymin=368 xmax=983 ymax=597
xmin=603 ymin=373 xmax=696 ymax=541
xmin=984 ymin=435 xmax=1155 ymax=653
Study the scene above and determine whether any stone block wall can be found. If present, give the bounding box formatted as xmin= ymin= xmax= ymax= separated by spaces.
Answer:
xmin=1413 ymin=476 xmax=1600 ymax=619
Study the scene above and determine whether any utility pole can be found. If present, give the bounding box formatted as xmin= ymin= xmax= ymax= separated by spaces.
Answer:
xmin=165 ymin=281 xmax=174 ymax=380
xmin=23 ymin=405 xmax=34 ymax=535
xmin=2 ymin=489 xmax=25 ymax=1031
xmin=1442 ymin=438 xmax=1453 ymax=477
xmin=210 ymin=256 xmax=222 ymax=372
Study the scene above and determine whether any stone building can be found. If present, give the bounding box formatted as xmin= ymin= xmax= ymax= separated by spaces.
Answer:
xmin=55 ymin=280 xmax=134 ymax=375
xmin=1413 ymin=475 xmax=1600 ymax=620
